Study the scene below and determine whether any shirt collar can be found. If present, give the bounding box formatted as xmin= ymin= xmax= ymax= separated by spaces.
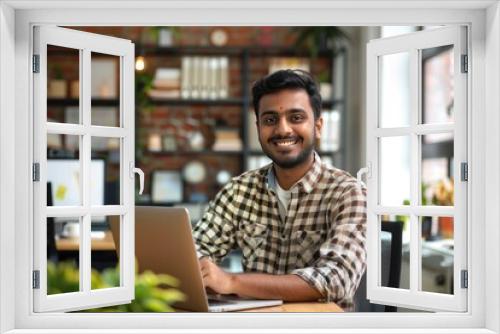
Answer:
xmin=266 ymin=151 xmax=323 ymax=194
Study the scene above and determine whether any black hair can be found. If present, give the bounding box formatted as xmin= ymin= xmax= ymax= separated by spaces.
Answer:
xmin=251 ymin=69 xmax=322 ymax=120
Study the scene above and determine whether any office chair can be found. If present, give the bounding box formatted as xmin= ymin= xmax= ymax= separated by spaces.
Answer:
xmin=354 ymin=220 xmax=403 ymax=312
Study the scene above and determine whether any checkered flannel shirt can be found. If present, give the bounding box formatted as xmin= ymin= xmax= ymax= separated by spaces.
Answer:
xmin=193 ymin=153 xmax=367 ymax=311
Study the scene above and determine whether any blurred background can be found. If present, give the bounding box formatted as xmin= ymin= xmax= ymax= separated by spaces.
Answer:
xmin=45 ymin=26 xmax=455 ymax=312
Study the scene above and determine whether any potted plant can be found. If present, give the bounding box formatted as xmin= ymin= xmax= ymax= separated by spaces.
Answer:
xmin=47 ymin=260 xmax=186 ymax=312
xmin=48 ymin=64 xmax=67 ymax=98
xmin=292 ymin=27 xmax=350 ymax=57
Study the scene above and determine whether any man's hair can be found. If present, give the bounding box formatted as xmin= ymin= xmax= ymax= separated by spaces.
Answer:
xmin=251 ymin=69 xmax=322 ymax=120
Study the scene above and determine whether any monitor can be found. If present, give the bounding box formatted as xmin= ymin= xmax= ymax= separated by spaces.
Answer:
xmin=47 ymin=159 xmax=106 ymax=223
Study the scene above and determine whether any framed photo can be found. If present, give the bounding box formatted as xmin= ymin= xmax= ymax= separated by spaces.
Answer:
xmin=151 ymin=170 xmax=183 ymax=203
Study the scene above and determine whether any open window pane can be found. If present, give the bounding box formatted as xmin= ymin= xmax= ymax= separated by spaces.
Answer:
xmin=380 ymin=217 xmax=409 ymax=290
xmin=91 ymin=216 xmax=120 ymax=290
xmin=379 ymin=136 xmax=411 ymax=206
xmin=420 ymin=216 xmax=454 ymax=294
xmin=47 ymin=45 xmax=80 ymax=123
xmin=91 ymin=52 xmax=120 ymax=127
xmin=379 ymin=52 xmax=411 ymax=128
xmin=91 ymin=137 xmax=121 ymax=205
xmin=366 ymin=26 xmax=466 ymax=312
xmin=47 ymin=216 xmax=81 ymax=295
xmin=35 ymin=25 xmax=135 ymax=313
xmin=421 ymin=45 xmax=454 ymax=124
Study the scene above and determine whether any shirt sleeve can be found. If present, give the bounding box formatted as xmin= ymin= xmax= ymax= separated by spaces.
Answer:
xmin=192 ymin=180 xmax=239 ymax=262
xmin=291 ymin=181 xmax=367 ymax=306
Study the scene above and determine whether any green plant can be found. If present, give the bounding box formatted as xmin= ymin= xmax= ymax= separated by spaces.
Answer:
xmin=292 ymin=27 xmax=350 ymax=57
xmin=50 ymin=64 xmax=64 ymax=80
xmin=147 ymin=27 xmax=181 ymax=45
xmin=136 ymin=71 xmax=154 ymax=112
xmin=47 ymin=261 xmax=80 ymax=295
xmin=47 ymin=260 xmax=185 ymax=312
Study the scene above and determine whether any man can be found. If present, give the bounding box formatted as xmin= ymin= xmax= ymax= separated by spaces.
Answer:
xmin=193 ymin=69 xmax=366 ymax=311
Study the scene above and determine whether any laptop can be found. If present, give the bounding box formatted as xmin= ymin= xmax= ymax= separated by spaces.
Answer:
xmin=109 ymin=206 xmax=283 ymax=312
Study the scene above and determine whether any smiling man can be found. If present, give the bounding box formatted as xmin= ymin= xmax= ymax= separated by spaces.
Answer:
xmin=193 ymin=70 xmax=366 ymax=311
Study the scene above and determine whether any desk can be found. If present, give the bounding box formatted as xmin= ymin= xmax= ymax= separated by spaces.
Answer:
xmin=242 ymin=302 xmax=343 ymax=312
xmin=55 ymin=231 xmax=116 ymax=251
xmin=54 ymin=232 xmax=118 ymax=271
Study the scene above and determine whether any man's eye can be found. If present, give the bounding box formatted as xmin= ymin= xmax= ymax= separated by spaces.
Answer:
xmin=291 ymin=114 xmax=304 ymax=122
xmin=263 ymin=117 xmax=276 ymax=125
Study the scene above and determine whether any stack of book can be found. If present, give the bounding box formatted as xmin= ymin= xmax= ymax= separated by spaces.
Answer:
xmin=148 ymin=68 xmax=181 ymax=99
xmin=212 ymin=128 xmax=242 ymax=151
xmin=181 ymin=56 xmax=229 ymax=100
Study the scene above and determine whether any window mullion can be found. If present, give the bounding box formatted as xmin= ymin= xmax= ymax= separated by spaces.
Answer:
xmin=81 ymin=48 xmax=92 ymax=293
xmin=409 ymin=47 xmax=420 ymax=294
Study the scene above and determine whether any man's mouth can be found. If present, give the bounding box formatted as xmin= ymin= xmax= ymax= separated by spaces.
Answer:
xmin=271 ymin=137 xmax=300 ymax=147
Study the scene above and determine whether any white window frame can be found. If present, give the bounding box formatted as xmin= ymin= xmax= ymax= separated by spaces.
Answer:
xmin=0 ymin=1 xmax=498 ymax=333
xmin=32 ymin=26 xmax=136 ymax=312
xmin=365 ymin=26 xmax=468 ymax=312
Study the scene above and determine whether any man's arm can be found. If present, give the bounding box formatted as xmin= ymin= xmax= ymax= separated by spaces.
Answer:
xmin=199 ymin=258 xmax=322 ymax=301
xmin=291 ymin=182 xmax=367 ymax=304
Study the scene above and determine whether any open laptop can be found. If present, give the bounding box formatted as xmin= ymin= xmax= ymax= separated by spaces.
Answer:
xmin=110 ymin=206 xmax=283 ymax=312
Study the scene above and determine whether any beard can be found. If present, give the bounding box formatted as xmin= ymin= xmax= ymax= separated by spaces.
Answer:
xmin=261 ymin=136 xmax=315 ymax=169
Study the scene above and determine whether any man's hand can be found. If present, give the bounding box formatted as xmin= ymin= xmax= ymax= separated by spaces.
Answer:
xmin=199 ymin=258 xmax=322 ymax=301
xmin=199 ymin=257 xmax=235 ymax=295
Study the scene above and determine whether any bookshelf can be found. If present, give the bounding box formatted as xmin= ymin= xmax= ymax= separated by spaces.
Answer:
xmin=136 ymin=44 xmax=347 ymax=204
xmin=45 ymin=28 xmax=348 ymax=206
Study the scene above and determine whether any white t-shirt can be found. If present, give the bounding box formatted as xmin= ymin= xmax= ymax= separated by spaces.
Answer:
xmin=275 ymin=181 xmax=292 ymax=222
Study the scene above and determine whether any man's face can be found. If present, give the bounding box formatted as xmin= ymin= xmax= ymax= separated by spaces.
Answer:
xmin=256 ymin=89 xmax=322 ymax=169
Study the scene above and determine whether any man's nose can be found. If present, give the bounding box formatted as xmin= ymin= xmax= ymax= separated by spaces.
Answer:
xmin=275 ymin=117 xmax=292 ymax=136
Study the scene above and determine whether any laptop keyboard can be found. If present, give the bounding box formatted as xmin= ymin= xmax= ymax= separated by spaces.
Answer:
xmin=208 ymin=298 xmax=236 ymax=306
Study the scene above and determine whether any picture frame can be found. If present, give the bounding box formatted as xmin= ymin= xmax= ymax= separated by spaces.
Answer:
xmin=151 ymin=170 xmax=183 ymax=203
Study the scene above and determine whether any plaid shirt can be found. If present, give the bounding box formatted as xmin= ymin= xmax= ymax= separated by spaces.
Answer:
xmin=193 ymin=153 xmax=367 ymax=311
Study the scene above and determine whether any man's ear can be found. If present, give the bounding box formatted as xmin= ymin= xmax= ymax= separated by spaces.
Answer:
xmin=315 ymin=116 xmax=323 ymax=139
xmin=255 ymin=112 xmax=260 ymax=133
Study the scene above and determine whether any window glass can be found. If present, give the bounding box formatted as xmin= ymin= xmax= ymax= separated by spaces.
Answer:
xmin=379 ymin=136 xmax=411 ymax=206
xmin=421 ymin=45 xmax=454 ymax=125
xmin=47 ymin=216 xmax=81 ymax=295
xmin=420 ymin=216 xmax=454 ymax=294
xmin=91 ymin=52 xmax=120 ymax=127
xmin=47 ymin=45 xmax=80 ymax=124
xmin=91 ymin=216 xmax=120 ymax=290
xmin=379 ymin=52 xmax=411 ymax=128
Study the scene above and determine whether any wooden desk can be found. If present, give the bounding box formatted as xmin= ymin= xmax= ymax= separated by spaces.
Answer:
xmin=242 ymin=302 xmax=343 ymax=312
xmin=55 ymin=231 xmax=116 ymax=251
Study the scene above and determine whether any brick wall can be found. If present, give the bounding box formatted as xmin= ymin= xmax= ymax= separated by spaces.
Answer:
xmin=51 ymin=27 xmax=334 ymax=202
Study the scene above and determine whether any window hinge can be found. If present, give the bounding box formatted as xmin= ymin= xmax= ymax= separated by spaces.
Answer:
xmin=33 ymin=270 xmax=40 ymax=289
xmin=33 ymin=55 xmax=40 ymax=73
xmin=461 ymin=162 xmax=468 ymax=182
xmin=32 ymin=163 xmax=40 ymax=182
xmin=461 ymin=54 xmax=468 ymax=73
xmin=461 ymin=269 xmax=468 ymax=289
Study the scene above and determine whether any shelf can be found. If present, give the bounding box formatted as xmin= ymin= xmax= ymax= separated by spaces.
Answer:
xmin=148 ymin=97 xmax=244 ymax=106
xmin=47 ymin=98 xmax=119 ymax=107
xmin=49 ymin=97 xmax=340 ymax=108
xmin=149 ymin=150 xmax=243 ymax=156
xmin=139 ymin=45 xmax=338 ymax=57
